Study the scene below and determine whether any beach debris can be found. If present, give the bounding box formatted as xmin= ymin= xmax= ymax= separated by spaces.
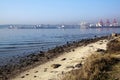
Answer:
xmin=51 ymin=64 xmax=61 ymax=69
xmin=75 ymin=63 xmax=82 ymax=68
xmin=61 ymin=58 xmax=66 ymax=61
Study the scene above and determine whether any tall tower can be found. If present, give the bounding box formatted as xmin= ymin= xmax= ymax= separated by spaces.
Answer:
xmin=106 ymin=19 xmax=110 ymax=26
xmin=100 ymin=19 xmax=104 ymax=26
xmin=113 ymin=19 xmax=118 ymax=26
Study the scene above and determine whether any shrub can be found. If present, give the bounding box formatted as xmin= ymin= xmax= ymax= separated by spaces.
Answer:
xmin=107 ymin=39 xmax=120 ymax=53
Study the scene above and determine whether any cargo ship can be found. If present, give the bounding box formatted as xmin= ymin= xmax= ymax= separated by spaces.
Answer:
xmin=89 ymin=19 xmax=120 ymax=28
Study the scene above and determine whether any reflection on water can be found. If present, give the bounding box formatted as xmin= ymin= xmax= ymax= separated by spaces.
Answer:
xmin=0 ymin=28 xmax=120 ymax=65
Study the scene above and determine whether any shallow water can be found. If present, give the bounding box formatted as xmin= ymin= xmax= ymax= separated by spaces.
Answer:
xmin=0 ymin=28 xmax=120 ymax=65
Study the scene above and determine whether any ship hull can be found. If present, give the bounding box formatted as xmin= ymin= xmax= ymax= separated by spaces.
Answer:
xmin=89 ymin=26 xmax=120 ymax=28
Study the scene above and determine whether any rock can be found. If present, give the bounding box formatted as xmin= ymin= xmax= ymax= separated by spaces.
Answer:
xmin=34 ymin=76 xmax=37 ymax=78
xmin=26 ymin=74 xmax=29 ymax=76
xmin=72 ymin=49 xmax=75 ymax=52
xmin=51 ymin=64 xmax=61 ymax=69
xmin=96 ymin=48 xmax=106 ymax=53
xmin=75 ymin=63 xmax=82 ymax=68
xmin=40 ymin=51 xmax=44 ymax=54
xmin=21 ymin=76 xmax=25 ymax=78
xmin=82 ymin=57 xmax=85 ymax=59
xmin=94 ymin=35 xmax=97 ymax=38
xmin=61 ymin=58 xmax=66 ymax=61
xmin=38 ymin=53 xmax=45 ymax=57
xmin=111 ymin=33 xmax=118 ymax=37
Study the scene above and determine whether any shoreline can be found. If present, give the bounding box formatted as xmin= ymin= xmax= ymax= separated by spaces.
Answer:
xmin=12 ymin=37 xmax=109 ymax=80
xmin=0 ymin=35 xmax=110 ymax=80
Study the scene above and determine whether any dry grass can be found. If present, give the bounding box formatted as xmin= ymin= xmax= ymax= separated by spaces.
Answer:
xmin=108 ymin=62 xmax=120 ymax=80
xmin=62 ymin=38 xmax=120 ymax=80
xmin=62 ymin=54 xmax=120 ymax=80
xmin=107 ymin=39 xmax=120 ymax=53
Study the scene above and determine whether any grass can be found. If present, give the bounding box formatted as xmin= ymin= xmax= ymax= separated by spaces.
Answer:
xmin=108 ymin=62 xmax=120 ymax=80
xmin=62 ymin=37 xmax=120 ymax=80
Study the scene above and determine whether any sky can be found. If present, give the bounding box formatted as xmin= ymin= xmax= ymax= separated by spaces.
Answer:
xmin=0 ymin=0 xmax=120 ymax=24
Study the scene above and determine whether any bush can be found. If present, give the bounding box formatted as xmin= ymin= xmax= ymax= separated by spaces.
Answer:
xmin=107 ymin=39 xmax=120 ymax=53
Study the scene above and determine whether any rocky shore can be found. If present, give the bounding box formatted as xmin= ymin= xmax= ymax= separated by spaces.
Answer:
xmin=0 ymin=35 xmax=111 ymax=80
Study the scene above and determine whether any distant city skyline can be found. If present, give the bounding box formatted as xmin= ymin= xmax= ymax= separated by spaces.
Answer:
xmin=0 ymin=0 xmax=120 ymax=24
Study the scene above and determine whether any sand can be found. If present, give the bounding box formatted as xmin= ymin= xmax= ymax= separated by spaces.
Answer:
xmin=12 ymin=39 xmax=108 ymax=80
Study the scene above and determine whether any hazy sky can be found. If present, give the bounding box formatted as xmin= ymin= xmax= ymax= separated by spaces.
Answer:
xmin=0 ymin=0 xmax=120 ymax=24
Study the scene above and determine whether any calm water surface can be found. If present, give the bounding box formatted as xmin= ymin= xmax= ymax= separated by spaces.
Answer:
xmin=0 ymin=28 xmax=120 ymax=65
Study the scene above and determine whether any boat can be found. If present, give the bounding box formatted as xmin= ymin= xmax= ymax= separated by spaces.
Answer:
xmin=89 ymin=26 xmax=120 ymax=28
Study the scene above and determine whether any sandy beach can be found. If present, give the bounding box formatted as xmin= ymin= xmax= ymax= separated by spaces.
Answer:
xmin=12 ymin=39 xmax=108 ymax=80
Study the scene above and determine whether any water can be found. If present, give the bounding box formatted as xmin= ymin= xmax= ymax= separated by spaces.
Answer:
xmin=0 ymin=28 xmax=120 ymax=65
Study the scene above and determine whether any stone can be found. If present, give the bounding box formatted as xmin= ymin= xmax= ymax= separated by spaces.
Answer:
xmin=111 ymin=33 xmax=117 ymax=37
xmin=75 ymin=63 xmax=82 ymax=68
xmin=51 ymin=64 xmax=61 ymax=69
xmin=61 ymin=58 xmax=66 ymax=61
xmin=96 ymin=48 xmax=106 ymax=52
xmin=21 ymin=76 xmax=25 ymax=78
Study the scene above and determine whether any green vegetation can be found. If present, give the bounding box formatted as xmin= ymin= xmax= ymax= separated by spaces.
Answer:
xmin=62 ymin=38 xmax=120 ymax=80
